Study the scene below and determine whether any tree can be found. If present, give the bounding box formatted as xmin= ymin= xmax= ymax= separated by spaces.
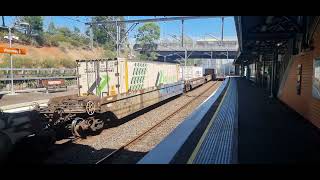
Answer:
xmin=17 ymin=16 xmax=44 ymax=46
xmin=73 ymin=27 xmax=80 ymax=34
xmin=47 ymin=22 xmax=56 ymax=34
xmin=18 ymin=16 xmax=44 ymax=35
xmin=57 ymin=27 xmax=72 ymax=37
xmin=135 ymin=22 xmax=160 ymax=60
xmin=90 ymin=16 xmax=126 ymax=50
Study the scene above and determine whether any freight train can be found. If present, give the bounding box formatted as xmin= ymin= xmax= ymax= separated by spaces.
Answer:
xmin=36 ymin=58 xmax=215 ymax=138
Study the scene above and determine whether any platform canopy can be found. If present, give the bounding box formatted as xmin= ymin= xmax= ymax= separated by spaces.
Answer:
xmin=234 ymin=16 xmax=319 ymax=66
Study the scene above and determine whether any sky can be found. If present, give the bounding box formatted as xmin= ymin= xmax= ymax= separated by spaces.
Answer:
xmin=2 ymin=16 xmax=237 ymax=42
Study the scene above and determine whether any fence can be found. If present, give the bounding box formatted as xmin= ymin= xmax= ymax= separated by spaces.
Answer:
xmin=0 ymin=68 xmax=77 ymax=91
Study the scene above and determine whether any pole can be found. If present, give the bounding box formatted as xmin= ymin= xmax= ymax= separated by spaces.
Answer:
xmin=270 ymin=50 xmax=277 ymax=98
xmin=9 ymin=27 xmax=14 ymax=95
xmin=208 ymin=51 xmax=212 ymax=69
xmin=90 ymin=25 xmax=94 ymax=50
xmin=226 ymin=49 xmax=229 ymax=76
xmin=262 ymin=59 xmax=265 ymax=88
xmin=221 ymin=17 xmax=224 ymax=41
xmin=181 ymin=20 xmax=184 ymax=48
xmin=185 ymin=49 xmax=187 ymax=66
xmin=2 ymin=16 xmax=5 ymax=27
xmin=116 ymin=21 xmax=120 ymax=57
xmin=223 ymin=62 xmax=225 ymax=77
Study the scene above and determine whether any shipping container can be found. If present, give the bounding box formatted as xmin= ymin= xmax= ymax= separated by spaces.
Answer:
xmin=204 ymin=68 xmax=216 ymax=80
xmin=77 ymin=58 xmax=180 ymax=97
xmin=204 ymin=68 xmax=215 ymax=76
xmin=179 ymin=66 xmax=204 ymax=80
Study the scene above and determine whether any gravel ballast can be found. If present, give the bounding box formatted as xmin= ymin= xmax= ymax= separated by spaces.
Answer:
xmin=45 ymin=81 xmax=221 ymax=164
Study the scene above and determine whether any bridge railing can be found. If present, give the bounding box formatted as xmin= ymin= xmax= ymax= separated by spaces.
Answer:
xmin=156 ymin=41 xmax=239 ymax=51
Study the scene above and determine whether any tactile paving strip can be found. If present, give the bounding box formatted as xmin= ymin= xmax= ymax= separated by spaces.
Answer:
xmin=190 ymin=78 xmax=238 ymax=164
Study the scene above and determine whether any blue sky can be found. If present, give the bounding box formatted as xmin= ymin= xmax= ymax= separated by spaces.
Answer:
xmin=2 ymin=16 xmax=237 ymax=41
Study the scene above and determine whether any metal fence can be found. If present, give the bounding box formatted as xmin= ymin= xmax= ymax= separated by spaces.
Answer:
xmin=0 ymin=68 xmax=77 ymax=81
xmin=0 ymin=68 xmax=77 ymax=91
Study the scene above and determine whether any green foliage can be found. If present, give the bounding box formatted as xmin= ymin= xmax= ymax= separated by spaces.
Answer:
xmin=47 ymin=22 xmax=56 ymax=34
xmin=103 ymin=49 xmax=117 ymax=58
xmin=1 ymin=17 xmax=89 ymax=48
xmin=42 ymin=25 xmax=89 ymax=48
xmin=58 ymin=58 xmax=76 ymax=68
xmin=0 ymin=55 xmax=76 ymax=69
xmin=18 ymin=16 xmax=44 ymax=35
xmin=135 ymin=22 xmax=160 ymax=47
xmin=74 ymin=27 xmax=80 ymax=34
xmin=135 ymin=22 xmax=160 ymax=60
xmin=0 ymin=56 xmax=40 ymax=68
xmin=13 ymin=16 xmax=45 ymax=46
xmin=136 ymin=52 xmax=158 ymax=61
xmin=40 ymin=58 xmax=56 ymax=68
xmin=90 ymin=16 xmax=126 ymax=50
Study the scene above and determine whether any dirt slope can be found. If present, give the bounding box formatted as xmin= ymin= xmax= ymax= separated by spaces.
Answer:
xmin=0 ymin=42 xmax=106 ymax=63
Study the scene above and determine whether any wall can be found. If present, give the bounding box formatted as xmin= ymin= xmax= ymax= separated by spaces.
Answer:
xmin=279 ymin=24 xmax=320 ymax=128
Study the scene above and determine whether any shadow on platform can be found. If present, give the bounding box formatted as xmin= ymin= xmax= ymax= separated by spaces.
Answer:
xmin=237 ymin=78 xmax=320 ymax=163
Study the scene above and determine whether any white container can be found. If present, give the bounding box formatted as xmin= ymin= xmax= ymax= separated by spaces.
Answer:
xmin=76 ymin=58 xmax=181 ymax=97
xmin=179 ymin=66 xmax=204 ymax=80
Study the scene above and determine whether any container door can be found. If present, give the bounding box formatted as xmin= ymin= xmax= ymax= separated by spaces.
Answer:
xmin=86 ymin=61 xmax=98 ymax=95
xmin=97 ymin=60 xmax=109 ymax=97
xmin=78 ymin=61 xmax=95 ymax=96
xmin=105 ymin=60 xmax=118 ymax=96
xmin=117 ymin=59 xmax=127 ymax=94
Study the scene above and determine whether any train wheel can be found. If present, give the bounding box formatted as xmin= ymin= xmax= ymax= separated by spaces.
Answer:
xmin=71 ymin=118 xmax=86 ymax=138
xmin=89 ymin=118 xmax=104 ymax=132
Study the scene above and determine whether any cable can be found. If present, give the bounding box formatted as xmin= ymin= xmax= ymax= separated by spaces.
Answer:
xmin=62 ymin=16 xmax=86 ymax=24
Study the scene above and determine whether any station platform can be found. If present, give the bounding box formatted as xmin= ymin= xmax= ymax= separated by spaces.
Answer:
xmin=237 ymin=78 xmax=320 ymax=163
xmin=139 ymin=77 xmax=320 ymax=164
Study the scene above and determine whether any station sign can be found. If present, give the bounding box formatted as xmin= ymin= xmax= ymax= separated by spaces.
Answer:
xmin=0 ymin=47 xmax=27 ymax=55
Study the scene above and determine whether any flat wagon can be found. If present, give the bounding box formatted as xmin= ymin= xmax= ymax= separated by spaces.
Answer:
xmin=180 ymin=66 xmax=208 ymax=91
xmin=37 ymin=58 xmax=184 ymax=137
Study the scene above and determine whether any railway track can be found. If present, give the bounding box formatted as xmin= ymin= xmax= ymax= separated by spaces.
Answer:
xmin=95 ymin=81 xmax=218 ymax=164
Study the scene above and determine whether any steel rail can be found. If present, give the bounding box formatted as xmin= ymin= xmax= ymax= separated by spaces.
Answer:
xmin=95 ymin=80 xmax=219 ymax=164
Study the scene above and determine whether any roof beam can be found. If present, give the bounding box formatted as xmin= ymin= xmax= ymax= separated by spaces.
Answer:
xmin=245 ymin=32 xmax=294 ymax=40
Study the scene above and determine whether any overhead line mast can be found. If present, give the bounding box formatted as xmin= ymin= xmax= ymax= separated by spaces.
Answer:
xmin=86 ymin=16 xmax=229 ymax=58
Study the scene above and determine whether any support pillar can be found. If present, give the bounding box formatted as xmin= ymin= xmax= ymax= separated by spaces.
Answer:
xmin=270 ymin=49 xmax=278 ymax=98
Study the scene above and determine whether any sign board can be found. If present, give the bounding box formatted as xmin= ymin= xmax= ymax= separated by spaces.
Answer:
xmin=296 ymin=64 xmax=302 ymax=95
xmin=4 ymin=35 xmax=19 ymax=40
xmin=313 ymin=58 xmax=320 ymax=99
xmin=0 ymin=47 xmax=27 ymax=55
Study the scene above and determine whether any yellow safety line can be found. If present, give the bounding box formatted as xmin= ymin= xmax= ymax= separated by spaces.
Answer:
xmin=125 ymin=60 xmax=129 ymax=92
xmin=187 ymin=80 xmax=231 ymax=164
